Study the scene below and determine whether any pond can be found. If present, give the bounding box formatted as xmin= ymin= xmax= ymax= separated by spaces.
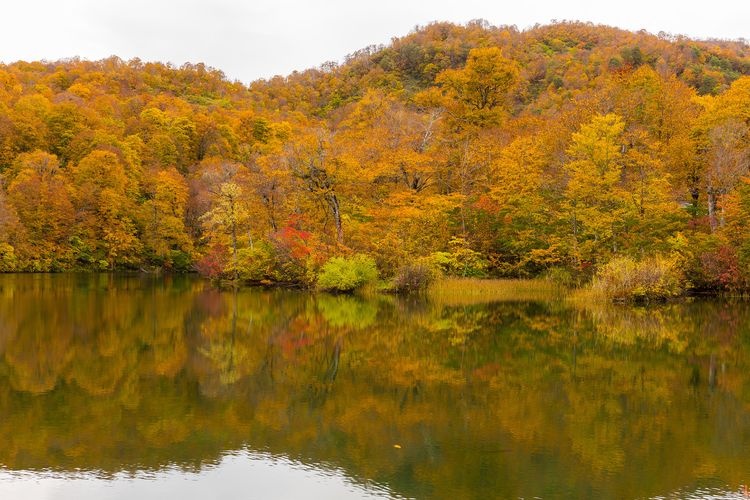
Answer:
xmin=0 ymin=273 xmax=749 ymax=499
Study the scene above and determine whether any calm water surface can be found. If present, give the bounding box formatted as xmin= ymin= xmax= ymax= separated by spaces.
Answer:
xmin=1 ymin=273 xmax=749 ymax=499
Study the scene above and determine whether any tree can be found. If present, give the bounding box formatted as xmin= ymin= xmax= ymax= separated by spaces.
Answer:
xmin=704 ymin=120 xmax=750 ymax=231
xmin=0 ymin=189 xmax=22 ymax=271
xmin=10 ymin=95 xmax=50 ymax=154
xmin=71 ymin=150 xmax=141 ymax=268
xmin=695 ymin=78 xmax=750 ymax=231
xmin=620 ymin=131 xmax=686 ymax=251
xmin=563 ymin=114 xmax=628 ymax=265
xmin=482 ymin=136 xmax=561 ymax=274
xmin=140 ymin=167 xmax=193 ymax=268
xmin=200 ymin=182 xmax=250 ymax=279
xmin=436 ymin=46 xmax=520 ymax=127
xmin=285 ymin=130 xmax=345 ymax=245
xmin=6 ymin=151 xmax=74 ymax=269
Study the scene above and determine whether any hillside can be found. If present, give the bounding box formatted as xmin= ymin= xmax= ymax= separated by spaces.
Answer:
xmin=1 ymin=21 xmax=750 ymax=291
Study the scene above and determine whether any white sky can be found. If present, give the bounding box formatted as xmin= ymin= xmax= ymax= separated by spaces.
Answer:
xmin=1 ymin=0 xmax=749 ymax=83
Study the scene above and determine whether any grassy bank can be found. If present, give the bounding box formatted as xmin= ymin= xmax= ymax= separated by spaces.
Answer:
xmin=427 ymin=278 xmax=564 ymax=306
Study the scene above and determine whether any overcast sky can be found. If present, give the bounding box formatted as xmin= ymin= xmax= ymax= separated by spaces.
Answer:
xmin=1 ymin=1 xmax=749 ymax=83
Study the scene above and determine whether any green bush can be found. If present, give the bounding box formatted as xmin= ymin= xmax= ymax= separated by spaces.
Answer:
xmin=236 ymin=244 xmax=276 ymax=282
xmin=235 ymin=242 xmax=316 ymax=286
xmin=591 ymin=255 xmax=686 ymax=302
xmin=428 ymin=237 xmax=488 ymax=277
xmin=317 ymin=254 xmax=378 ymax=293
xmin=0 ymin=243 xmax=17 ymax=272
xmin=392 ymin=261 xmax=438 ymax=294
xmin=169 ymin=250 xmax=193 ymax=272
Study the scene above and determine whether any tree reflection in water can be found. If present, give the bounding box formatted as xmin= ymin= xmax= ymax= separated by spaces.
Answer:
xmin=0 ymin=273 xmax=748 ymax=499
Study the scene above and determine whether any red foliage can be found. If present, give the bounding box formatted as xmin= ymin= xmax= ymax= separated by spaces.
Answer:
xmin=272 ymin=214 xmax=312 ymax=260
xmin=698 ymin=245 xmax=746 ymax=291
xmin=687 ymin=216 xmax=712 ymax=231
xmin=195 ymin=244 xmax=227 ymax=278
xmin=472 ymin=195 xmax=501 ymax=215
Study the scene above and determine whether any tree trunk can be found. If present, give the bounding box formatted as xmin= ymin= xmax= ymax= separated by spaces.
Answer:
xmin=328 ymin=193 xmax=343 ymax=244
xmin=231 ymin=222 xmax=238 ymax=279
xmin=707 ymin=188 xmax=718 ymax=233
xmin=690 ymin=187 xmax=699 ymax=209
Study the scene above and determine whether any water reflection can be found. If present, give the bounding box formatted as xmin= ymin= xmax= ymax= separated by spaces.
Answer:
xmin=652 ymin=487 xmax=750 ymax=499
xmin=0 ymin=450 xmax=398 ymax=500
xmin=0 ymin=274 xmax=749 ymax=499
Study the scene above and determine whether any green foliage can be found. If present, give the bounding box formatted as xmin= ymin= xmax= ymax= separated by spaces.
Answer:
xmin=591 ymin=255 xmax=686 ymax=302
xmin=235 ymin=241 xmax=317 ymax=287
xmin=236 ymin=243 xmax=277 ymax=283
xmin=317 ymin=254 xmax=378 ymax=293
xmin=428 ymin=238 xmax=488 ymax=278
xmin=168 ymin=250 xmax=193 ymax=272
xmin=0 ymin=243 xmax=17 ymax=272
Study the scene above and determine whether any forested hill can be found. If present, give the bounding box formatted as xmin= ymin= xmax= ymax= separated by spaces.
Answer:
xmin=1 ymin=21 xmax=750 ymax=290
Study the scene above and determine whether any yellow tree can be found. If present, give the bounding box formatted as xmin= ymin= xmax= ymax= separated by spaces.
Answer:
xmin=436 ymin=47 xmax=520 ymax=127
xmin=612 ymin=66 xmax=701 ymax=220
xmin=71 ymin=150 xmax=141 ymax=269
xmin=619 ymin=130 xmax=687 ymax=252
xmin=140 ymin=167 xmax=193 ymax=268
xmin=328 ymin=89 xmax=449 ymax=265
xmin=484 ymin=136 xmax=562 ymax=273
xmin=5 ymin=151 xmax=75 ymax=270
xmin=11 ymin=95 xmax=51 ymax=154
xmin=336 ymin=89 xmax=440 ymax=195
xmin=434 ymin=47 xmax=521 ymax=239
xmin=243 ymin=119 xmax=294 ymax=234
xmin=696 ymin=77 xmax=750 ymax=231
xmin=563 ymin=114 xmax=629 ymax=265
xmin=200 ymin=182 xmax=250 ymax=279
xmin=0 ymin=189 xmax=22 ymax=271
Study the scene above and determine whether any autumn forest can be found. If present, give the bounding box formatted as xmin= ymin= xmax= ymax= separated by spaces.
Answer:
xmin=2 ymin=21 xmax=750 ymax=294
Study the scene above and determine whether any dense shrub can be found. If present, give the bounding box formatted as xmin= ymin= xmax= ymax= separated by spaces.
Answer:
xmin=194 ymin=244 xmax=227 ymax=279
xmin=428 ymin=237 xmax=488 ymax=277
xmin=169 ymin=250 xmax=193 ymax=272
xmin=392 ymin=262 xmax=438 ymax=293
xmin=694 ymin=245 xmax=747 ymax=291
xmin=317 ymin=254 xmax=378 ymax=293
xmin=145 ymin=249 xmax=193 ymax=272
xmin=234 ymin=242 xmax=317 ymax=286
xmin=591 ymin=255 xmax=686 ymax=302
xmin=236 ymin=244 xmax=276 ymax=282
xmin=0 ymin=243 xmax=16 ymax=272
